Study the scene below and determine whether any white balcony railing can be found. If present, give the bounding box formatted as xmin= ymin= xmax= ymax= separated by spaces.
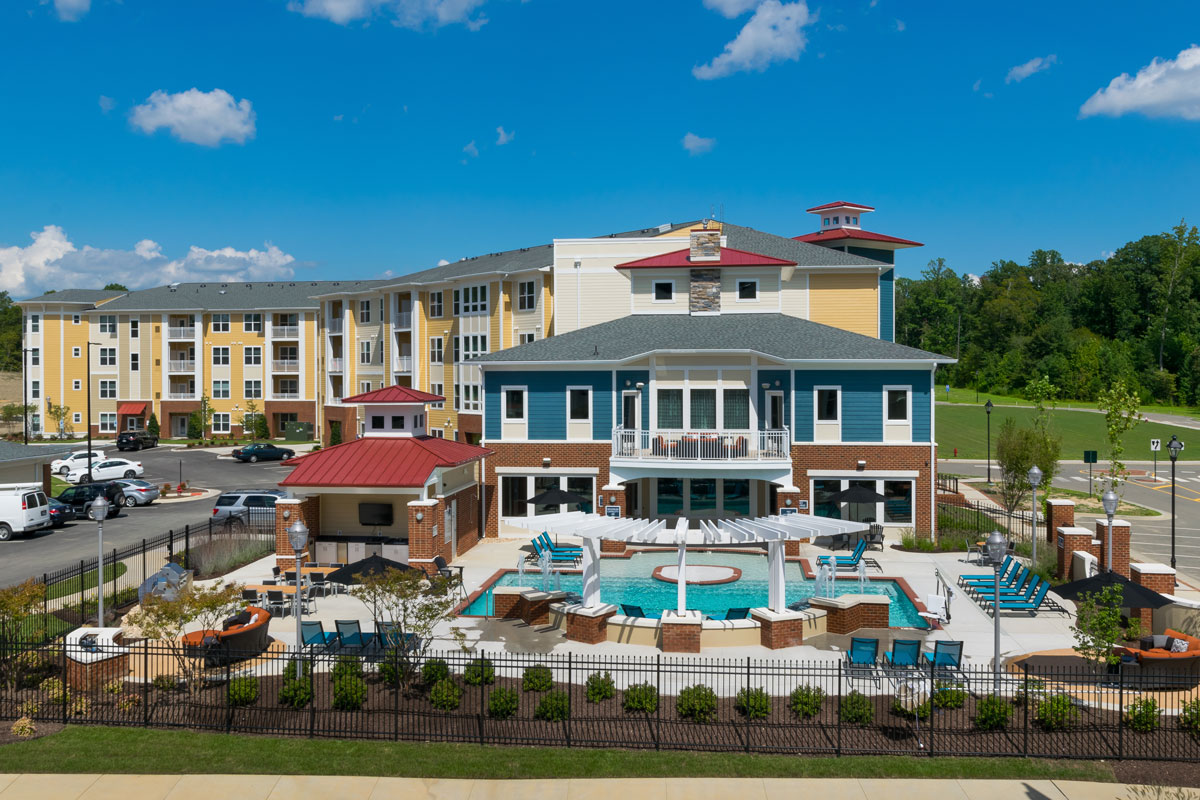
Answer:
xmin=611 ymin=428 xmax=791 ymax=462
xmin=272 ymin=359 xmax=300 ymax=372
xmin=327 ymin=319 xmax=343 ymax=335
xmin=273 ymin=391 xmax=300 ymax=400
xmin=166 ymin=360 xmax=195 ymax=372
xmin=328 ymin=357 xmax=344 ymax=373
xmin=273 ymin=325 xmax=300 ymax=339
xmin=167 ymin=327 xmax=195 ymax=339
xmin=168 ymin=390 xmax=195 ymax=400
xmin=395 ymin=311 xmax=412 ymax=329
xmin=393 ymin=355 xmax=413 ymax=373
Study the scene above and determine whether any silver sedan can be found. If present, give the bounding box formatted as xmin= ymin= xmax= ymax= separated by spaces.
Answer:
xmin=113 ymin=479 xmax=161 ymax=508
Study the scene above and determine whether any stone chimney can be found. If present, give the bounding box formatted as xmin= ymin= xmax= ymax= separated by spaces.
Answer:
xmin=689 ymin=228 xmax=720 ymax=262
xmin=689 ymin=269 xmax=721 ymax=314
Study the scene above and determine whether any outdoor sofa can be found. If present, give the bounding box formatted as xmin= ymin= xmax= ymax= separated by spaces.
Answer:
xmin=1119 ymin=628 xmax=1200 ymax=688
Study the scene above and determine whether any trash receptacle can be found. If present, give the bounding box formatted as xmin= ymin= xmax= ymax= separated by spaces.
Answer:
xmin=284 ymin=421 xmax=313 ymax=441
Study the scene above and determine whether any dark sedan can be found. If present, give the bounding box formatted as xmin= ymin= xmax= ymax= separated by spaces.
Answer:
xmin=231 ymin=442 xmax=295 ymax=463
xmin=48 ymin=498 xmax=75 ymax=528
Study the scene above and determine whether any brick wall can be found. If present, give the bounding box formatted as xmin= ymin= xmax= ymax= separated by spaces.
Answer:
xmin=1131 ymin=563 xmax=1175 ymax=632
xmin=264 ymin=400 xmax=317 ymax=435
xmin=815 ymin=598 xmax=889 ymax=635
xmin=1096 ymin=520 xmax=1131 ymax=578
xmin=661 ymin=618 xmax=701 ymax=653
xmin=483 ymin=442 xmax=611 ymax=538
xmin=274 ymin=496 xmax=320 ymax=570
xmin=407 ymin=499 xmax=441 ymax=575
xmin=565 ymin=608 xmax=616 ymax=644
xmin=1045 ymin=500 xmax=1075 ymax=544
xmin=751 ymin=610 xmax=808 ymax=649
xmin=321 ymin=405 xmax=357 ymax=447
xmin=1057 ymin=527 xmax=1097 ymax=580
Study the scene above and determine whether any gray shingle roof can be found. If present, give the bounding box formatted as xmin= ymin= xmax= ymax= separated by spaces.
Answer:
xmin=473 ymin=313 xmax=951 ymax=365
xmin=19 ymin=289 xmax=127 ymax=305
xmin=89 ymin=280 xmax=389 ymax=311
xmin=721 ymin=223 xmax=889 ymax=267
xmin=0 ymin=441 xmax=74 ymax=463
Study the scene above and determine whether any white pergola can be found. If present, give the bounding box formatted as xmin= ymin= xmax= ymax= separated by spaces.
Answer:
xmin=507 ymin=512 xmax=869 ymax=615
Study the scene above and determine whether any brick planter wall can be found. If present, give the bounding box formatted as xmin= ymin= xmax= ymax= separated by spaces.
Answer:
xmin=809 ymin=596 xmax=889 ymax=635
xmin=661 ymin=611 xmax=702 ymax=653
xmin=600 ymin=539 xmax=627 ymax=554
xmin=1057 ymin=526 xmax=1097 ymax=580
xmin=565 ymin=606 xmax=618 ymax=644
xmin=492 ymin=587 xmax=527 ymax=619
xmin=751 ymin=609 xmax=812 ymax=649
xmin=517 ymin=590 xmax=565 ymax=626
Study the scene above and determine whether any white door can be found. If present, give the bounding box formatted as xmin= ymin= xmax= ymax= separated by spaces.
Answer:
xmin=446 ymin=500 xmax=458 ymax=559
xmin=766 ymin=392 xmax=784 ymax=429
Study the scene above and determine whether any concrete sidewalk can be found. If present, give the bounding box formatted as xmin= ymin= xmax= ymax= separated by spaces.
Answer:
xmin=0 ymin=775 xmax=1179 ymax=800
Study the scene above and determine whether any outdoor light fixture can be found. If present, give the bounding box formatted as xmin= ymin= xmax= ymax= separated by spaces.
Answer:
xmin=761 ymin=383 xmax=770 ymax=390
xmin=785 ymin=498 xmax=793 ymax=506
xmin=1101 ymin=486 xmax=1118 ymax=573
xmin=415 ymin=511 xmax=424 ymax=522
xmin=986 ymin=529 xmax=1007 ymax=693
xmin=625 ymin=380 xmax=631 ymax=387
xmin=287 ymin=519 xmax=309 ymax=679
xmin=1169 ymin=435 xmax=1184 ymax=572
xmin=635 ymin=382 xmax=644 ymax=390
xmin=856 ymin=460 xmax=866 ymax=470
xmin=1027 ymin=464 xmax=1043 ymax=564
xmin=984 ymin=399 xmax=994 ymax=483
xmin=90 ymin=495 xmax=111 ymax=625
xmin=542 ymin=457 xmax=551 ymax=466
xmin=282 ymin=508 xmax=291 ymax=520
xmin=609 ymin=495 xmax=616 ymax=504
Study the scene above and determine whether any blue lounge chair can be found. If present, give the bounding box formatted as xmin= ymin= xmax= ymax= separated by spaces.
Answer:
xmin=845 ymin=636 xmax=880 ymax=686
xmin=920 ymin=640 xmax=963 ymax=678
xmin=975 ymin=574 xmax=1040 ymax=603
xmin=959 ymin=555 xmax=1017 ymax=586
xmin=537 ymin=532 xmax=582 ymax=554
xmin=883 ymin=639 xmax=921 ymax=671
xmin=530 ymin=537 xmax=580 ymax=565
xmin=817 ymin=539 xmax=866 ymax=567
xmin=965 ymin=565 xmax=1029 ymax=597
xmin=301 ymin=621 xmax=337 ymax=652
xmin=620 ymin=604 xmax=646 ymax=618
xmin=961 ymin=561 xmax=1023 ymax=590
xmin=991 ymin=580 xmax=1057 ymax=615
xmin=723 ymin=607 xmax=750 ymax=620
xmin=334 ymin=619 xmax=376 ymax=654
xmin=376 ymin=620 xmax=419 ymax=653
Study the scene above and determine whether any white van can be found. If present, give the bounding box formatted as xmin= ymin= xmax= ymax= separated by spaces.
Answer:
xmin=0 ymin=484 xmax=51 ymax=541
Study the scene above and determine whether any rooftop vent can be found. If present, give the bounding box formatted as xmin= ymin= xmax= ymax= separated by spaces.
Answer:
xmin=657 ymin=223 xmax=672 ymax=233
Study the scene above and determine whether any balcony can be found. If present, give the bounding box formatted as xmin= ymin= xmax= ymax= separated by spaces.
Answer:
xmin=166 ymin=360 xmax=195 ymax=373
xmin=327 ymin=319 xmax=343 ymax=335
xmin=273 ymin=325 xmax=300 ymax=339
xmin=395 ymin=311 xmax=412 ymax=329
xmin=272 ymin=359 xmax=300 ymax=372
xmin=273 ymin=391 xmax=300 ymax=400
xmin=611 ymin=428 xmax=791 ymax=463
xmin=328 ymin=357 xmax=344 ymax=373
xmin=393 ymin=355 xmax=413 ymax=373
xmin=167 ymin=390 xmax=195 ymax=400
xmin=167 ymin=327 xmax=196 ymax=340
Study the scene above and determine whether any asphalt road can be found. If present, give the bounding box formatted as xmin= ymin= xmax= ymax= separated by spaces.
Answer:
xmin=945 ymin=458 xmax=1200 ymax=586
xmin=0 ymin=446 xmax=293 ymax=585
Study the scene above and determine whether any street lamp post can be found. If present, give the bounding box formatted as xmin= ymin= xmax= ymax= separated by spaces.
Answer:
xmin=986 ymin=529 xmax=1007 ymax=693
xmin=287 ymin=519 xmax=309 ymax=680
xmin=1027 ymin=465 xmax=1043 ymax=566
xmin=1169 ymin=435 xmax=1184 ymax=572
xmin=90 ymin=494 xmax=110 ymax=625
xmin=984 ymin=400 xmax=994 ymax=483
xmin=1101 ymin=486 xmax=1119 ymax=573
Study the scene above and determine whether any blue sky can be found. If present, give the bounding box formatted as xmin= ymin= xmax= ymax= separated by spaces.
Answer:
xmin=3 ymin=0 xmax=1200 ymax=296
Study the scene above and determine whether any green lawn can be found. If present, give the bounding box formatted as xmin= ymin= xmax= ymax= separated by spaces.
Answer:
xmin=44 ymin=562 xmax=127 ymax=601
xmin=937 ymin=404 xmax=1198 ymax=461
xmin=49 ymin=476 xmax=68 ymax=495
xmin=0 ymin=726 xmax=1116 ymax=781
xmin=938 ymin=386 xmax=1200 ymax=420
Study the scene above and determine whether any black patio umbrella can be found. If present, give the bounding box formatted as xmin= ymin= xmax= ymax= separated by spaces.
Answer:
xmin=1052 ymin=570 xmax=1173 ymax=609
xmin=827 ymin=485 xmax=887 ymax=505
xmin=526 ymin=487 xmax=591 ymax=507
xmin=323 ymin=554 xmax=412 ymax=586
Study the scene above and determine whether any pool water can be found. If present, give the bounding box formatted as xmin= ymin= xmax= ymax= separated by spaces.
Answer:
xmin=462 ymin=551 xmax=927 ymax=628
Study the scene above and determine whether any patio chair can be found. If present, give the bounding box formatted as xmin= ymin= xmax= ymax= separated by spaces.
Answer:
xmin=816 ymin=539 xmax=866 ymax=567
xmin=377 ymin=620 xmax=419 ymax=653
xmin=301 ymin=621 xmax=337 ymax=652
xmin=241 ymin=588 xmax=260 ymax=604
xmin=261 ymin=579 xmax=277 ymax=586
xmin=864 ymin=524 xmax=885 ymax=551
xmin=883 ymin=639 xmax=921 ymax=672
xmin=284 ymin=570 xmax=298 ymax=586
xmin=990 ymin=580 xmax=1062 ymax=616
xmin=303 ymin=561 xmax=318 ymax=568
xmin=433 ymin=555 xmax=464 ymax=583
xmin=959 ymin=555 xmax=1017 ymax=586
xmin=300 ymin=584 xmax=318 ymax=615
xmin=620 ymin=604 xmax=647 ymax=618
xmin=537 ymin=532 xmax=582 ymax=554
xmin=920 ymin=640 xmax=963 ymax=679
xmin=265 ymin=590 xmax=289 ymax=618
xmin=272 ymin=566 xmax=281 ymax=580
xmin=530 ymin=537 xmax=581 ymax=565
xmin=845 ymin=637 xmax=880 ymax=686
xmin=334 ymin=619 xmax=376 ymax=654
xmin=309 ymin=572 xmax=331 ymax=598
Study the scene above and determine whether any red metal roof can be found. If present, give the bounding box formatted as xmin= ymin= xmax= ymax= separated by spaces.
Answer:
xmin=794 ymin=229 xmax=923 ymax=248
xmin=342 ymin=385 xmax=445 ymax=404
xmin=615 ymin=246 xmax=796 ymax=270
xmin=281 ymin=436 xmax=493 ymax=489
xmin=805 ymin=200 xmax=876 ymax=213
xmin=117 ymin=402 xmax=147 ymax=415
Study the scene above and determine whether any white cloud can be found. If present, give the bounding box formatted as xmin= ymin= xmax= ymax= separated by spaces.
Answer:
xmin=463 ymin=140 xmax=478 ymax=158
xmin=1080 ymin=45 xmax=1200 ymax=121
xmin=53 ymin=0 xmax=89 ymax=21
xmin=287 ymin=0 xmax=487 ymax=29
xmin=693 ymin=1 xmax=814 ymax=80
xmin=893 ymin=18 xmax=904 ymax=31
xmin=98 ymin=95 xmax=115 ymax=113
xmin=702 ymin=0 xmax=760 ymax=18
xmin=1006 ymin=54 xmax=1057 ymax=84
xmin=496 ymin=126 xmax=514 ymax=145
xmin=130 ymin=88 xmax=256 ymax=147
xmin=1 ymin=226 xmax=296 ymax=298
xmin=682 ymin=132 xmax=716 ymax=155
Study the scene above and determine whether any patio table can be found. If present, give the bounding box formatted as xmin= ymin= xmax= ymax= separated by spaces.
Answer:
xmin=246 ymin=584 xmax=296 ymax=595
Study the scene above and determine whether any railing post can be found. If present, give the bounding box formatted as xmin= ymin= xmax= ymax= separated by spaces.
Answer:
xmin=654 ymin=654 xmax=661 ymax=751
xmin=836 ymin=661 xmax=843 ymax=756
xmin=565 ymin=652 xmax=572 ymax=748
xmin=1022 ymin=671 xmax=1029 ymax=755
xmin=1117 ymin=664 xmax=1124 ymax=760
xmin=110 ymin=547 xmax=117 ymax=612
xmin=78 ymin=560 xmax=85 ymax=625
xmin=167 ymin=529 xmax=173 ymax=561
xmin=225 ymin=656 xmax=233 ymax=732
xmin=61 ymin=643 xmax=68 ymax=725
xmin=143 ymin=641 xmax=149 ymax=727
xmin=744 ymin=656 xmax=751 ymax=753
xmin=184 ymin=525 xmax=190 ymax=566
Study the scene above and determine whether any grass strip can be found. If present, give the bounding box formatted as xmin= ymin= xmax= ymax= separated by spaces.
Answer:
xmin=44 ymin=563 xmax=127 ymax=601
xmin=0 ymin=726 xmax=1116 ymax=782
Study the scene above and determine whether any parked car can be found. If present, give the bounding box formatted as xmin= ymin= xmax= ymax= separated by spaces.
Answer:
xmin=116 ymin=431 xmax=158 ymax=451
xmin=113 ymin=478 xmax=161 ymax=507
xmin=54 ymin=482 xmax=124 ymax=520
xmin=51 ymin=450 xmax=104 ymax=476
xmin=231 ymin=443 xmax=295 ymax=463
xmin=67 ymin=458 xmax=144 ymax=484
xmin=47 ymin=497 xmax=75 ymax=527
xmin=211 ymin=489 xmax=288 ymax=530
xmin=0 ymin=484 xmax=51 ymax=541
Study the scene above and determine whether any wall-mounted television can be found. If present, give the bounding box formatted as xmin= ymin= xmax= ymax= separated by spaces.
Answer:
xmin=358 ymin=502 xmax=394 ymax=526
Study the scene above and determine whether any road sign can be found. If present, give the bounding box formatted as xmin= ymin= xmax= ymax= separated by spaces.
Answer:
xmin=1083 ymin=450 xmax=1098 ymax=463
xmin=1151 ymin=439 xmax=1162 ymax=452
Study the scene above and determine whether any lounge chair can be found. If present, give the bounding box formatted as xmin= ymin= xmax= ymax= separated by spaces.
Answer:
xmin=990 ymin=580 xmax=1060 ymax=615
xmin=621 ymin=604 xmax=647 ymax=618
xmin=334 ymin=619 xmax=376 ymax=654
xmin=433 ymin=555 xmax=464 ymax=581
xmin=530 ymin=538 xmax=580 ymax=565
xmin=958 ymin=555 xmax=1017 ymax=587
xmin=920 ymin=640 xmax=963 ymax=678
xmin=963 ymin=564 xmax=1028 ymax=597
xmin=537 ymin=532 xmax=581 ymax=554
xmin=883 ymin=639 xmax=921 ymax=672
xmin=723 ymin=607 xmax=750 ymax=620
xmin=974 ymin=573 xmax=1039 ymax=603
xmin=377 ymin=620 xmax=419 ymax=653
xmin=817 ymin=539 xmax=866 ymax=567
xmin=301 ymin=620 xmax=338 ymax=652
xmin=845 ymin=636 xmax=880 ymax=686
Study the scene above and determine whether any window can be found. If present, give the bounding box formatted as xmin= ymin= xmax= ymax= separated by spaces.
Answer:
xmin=371 ymin=415 xmax=385 ymax=430
xmin=72 ymin=347 xmax=80 ymax=358
xmin=429 ymin=382 xmax=444 ymax=408
xmin=458 ymin=383 xmax=481 ymax=413
xmin=245 ymin=380 xmax=262 ymax=398
xmin=243 ymin=313 xmax=262 ymax=332
xmin=884 ymin=481 xmax=913 ymax=523
xmin=723 ymin=389 xmax=750 ymax=429
xmin=832 ymin=216 xmax=839 ymax=225
xmin=99 ymin=413 xmax=116 ymax=433
xmin=378 ymin=298 xmax=384 ymax=321
xmin=28 ymin=315 xmax=38 ymax=333
xmin=244 ymin=346 xmax=261 ymax=365
xmin=29 ymin=348 xmax=38 ymax=366
xmin=212 ymin=380 xmax=230 ymax=399
xmin=517 ymin=280 xmax=536 ymax=311
xmin=428 ymin=291 xmax=443 ymax=318
xmin=391 ymin=415 xmax=405 ymax=429
xmin=278 ymin=378 xmax=299 ymax=396
xmin=457 ymin=285 xmax=488 ymax=315
xmin=657 ymin=478 xmax=684 ymax=515
xmin=690 ymin=388 xmax=716 ymax=429
xmin=30 ymin=381 xmax=39 ymax=399
xmin=503 ymin=387 xmax=526 ymax=421
xmin=99 ymin=315 xmax=116 ymax=333
xmin=72 ymin=314 xmax=81 ymax=325
xmin=99 ymin=347 xmax=115 ymax=366
xmin=358 ymin=300 xmax=371 ymax=324
xmin=653 ymin=281 xmax=674 ymax=302
xmin=212 ymin=346 xmax=230 ymax=366
xmin=429 ymin=428 xmax=444 ymax=438
xmin=816 ymin=388 xmax=839 ymax=421
xmin=852 ymin=216 xmax=858 ymax=225
xmin=99 ymin=380 xmax=116 ymax=399
xmin=130 ymin=353 xmax=139 ymax=371
xmin=568 ymin=387 xmax=591 ymax=421
xmin=429 ymin=337 xmax=443 ymax=364
xmin=657 ymin=388 xmax=683 ymax=429
xmin=359 ymin=340 xmax=372 ymax=364
xmin=460 ymin=334 xmax=487 ymax=362
xmin=737 ymin=280 xmax=758 ymax=301
xmin=212 ymin=413 xmax=231 ymax=434
xmin=72 ymin=380 xmax=80 ymax=391
xmin=211 ymin=313 xmax=230 ymax=332
xmin=501 ymin=477 xmax=528 ymax=517
xmin=885 ymin=387 xmax=910 ymax=422
xmin=72 ymin=413 xmax=81 ymax=424
xmin=519 ymin=332 xmax=536 ymax=345
xmin=452 ymin=336 xmax=459 ymax=363
xmin=823 ymin=218 xmax=830 ymax=227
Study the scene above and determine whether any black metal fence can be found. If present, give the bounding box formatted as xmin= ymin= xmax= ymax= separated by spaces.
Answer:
xmin=938 ymin=499 xmax=1035 ymax=545
xmin=936 ymin=474 xmax=960 ymax=495
xmin=2 ymin=642 xmax=1198 ymax=760
xmin=32 ymin=509 xmax=277 ymax=643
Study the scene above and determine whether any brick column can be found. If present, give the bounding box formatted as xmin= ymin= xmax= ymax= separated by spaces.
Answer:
xmin=809 ymin=595 xmax=889 ymax=634
xmin=1045 ymin=500 xmax=1075 ymax=544
xmin=600 ymin=484 xmax=626 ymax=517
xmin=565 ymin=604 xmax=618 ymax=644
xmin=274 ymin=496 xmax=320 ymax=571
xmin=492 ymin=586 xmax=528 ymax=619
xmin=1057 ymin=526 xmax=1096 ymax=580
xmin=660 ymin=610 xmax=703 ymax=653
xmin=407 ymin=498 xmax=442 ymax=576
xmin=750 ymin=608 xmax=813 ymax=649
xmin=517 ymin=590 xmax=567 ymax=626
xmin=1096 ymin=519 xmax=1131 ymax=578
xmin=775 ymin=489 xmax=802 ymax=516
xmin=1131 ymin=563 xmax=1176 ymax=633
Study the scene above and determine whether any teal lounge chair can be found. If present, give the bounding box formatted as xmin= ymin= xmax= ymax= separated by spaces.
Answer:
xmin=966 ymin=565 xmax=1029 ymax=598
xmin=845 ymin=636 xmax=880 ymax=686
xmin=537 ymin=532 xmax=582 ymax=554
xmin=301 ymin=621 xmax=337 ymax=652
xmin=530 ymin=537 xmax=580 ymax=565
xmin=920 ymin=640 xmax=963 ymax=678
xmin=959 ymin=555 xmax=1017 ymax=586
xmin=376 ymin=620 xmax=419 ymax=653
xmin=334 ymin=619 xmax=376 ymax=654
xmin=991 ymin=580 xmax=1058 ymax=616
xmin=883 ymin=639 xmax=921 ymax=671
xmin=975 ymin=574 xmax=1040 ymax=604
xmin=817 ymin=539 xmax=866 ymax=567
xmin=621 ymin=604 xmax=647 ymax=618
xmin=960 ymin=560 xmax=1022 ymax=590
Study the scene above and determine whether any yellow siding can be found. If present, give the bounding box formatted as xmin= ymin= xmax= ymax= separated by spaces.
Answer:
xmin=656 ymin=221 xmax=721 ymax=237
xmin=543 ymin=275 xmax=553 ymax=334
xmin=808 ymin=272 xmax=878 ymax=338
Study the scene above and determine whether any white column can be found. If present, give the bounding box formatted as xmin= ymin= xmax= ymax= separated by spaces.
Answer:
xmin=581 ymin=537 xmax=602 ymax=608
xmin=768 ymin=539 xmax=786 ymax=613
xmin=676 ymin=541 xmax=687 ymax=614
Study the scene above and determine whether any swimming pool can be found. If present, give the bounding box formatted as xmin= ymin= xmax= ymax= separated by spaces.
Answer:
xmin=461 ymin=551 xmax=927 ymax=628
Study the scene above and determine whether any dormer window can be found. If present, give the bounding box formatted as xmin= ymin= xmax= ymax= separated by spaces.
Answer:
xmin=823 ymin=218 xmax=830 ymax=227
xmin=371 ymin=415 xmax=385 ymax=430
xmin=851 ymin=216 xmax=858 ymax=225
xmin=653 ymin=281 xmax=674 ymax=302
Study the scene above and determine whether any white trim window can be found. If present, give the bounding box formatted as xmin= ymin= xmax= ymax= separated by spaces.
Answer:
xmin=814 ymin=385 xmax=841 ymax=442
xmin=517 ymin=280 xmax=536 ymax=311
xmin=884 ymin=386 xmax=911 ymax=423
xmin=429 ymin=382 xmax=444 ymax=409
xmin=454 ymin=284 xmax=489 ymax=316
xmin=99 ymin=413 xmax=117 ymax=433
xmin=652 ymin=280 xmax=674 ymax=303
xmin=359 ymin=381 xmax=373 ymax=394
xmin=212 ymin=413 xmax=231 ymax=434
xmin=518 ymin=332 xmax=536 ymax=345
xmin=72 ymin=380 xmax=81 ymax=391
xmin=130 ymin=353 xmax=139 ymax=371
xmin=244 ymin=380 xmax=262 ymax=399
xmin=428 ymin=291 xmax=444 ymax=318
xmin=99 ymin=315 xmax=116 ymax=333
xmin=99 ymin=347 xmax=116 ymax=366
xmin=211 ymin=313 xmax=230 ymax=333
xmin=503 ymin=386 xmax=527 ymax=422
xmin=244 ymin=346 xmax=262 ymax=365
xmin=99 ymin=380 xmax=116 ymax=399
xmin=567 ymin=386 xmax=591 ymax=422
xmin=129 ymin=319 xmax=139 ymax=339
xmin=359 ymin=340 xmax=372 ymax=365
xmin=429 ymin=337 xmax=444 ymax=364
xmin=736 ymin=279 xmax=758 ymax=302
xmin=72 ymin=314 xmax=81 ymax=325
xmin=358 ymin=300 xmax=371 ymax=324
xmin=30 ymin=381 xmax=39 ymax=399
xmin=28 ymin=315 xmax=39 ymax=333
xmin=243 ymin=313 xmax=263 ymax=333
xmin=212 ymin=346 xmax=230 ymax=366
xmin=72 ymin=413 xmax=81 ymax=424
xmin=72 ymin=347 xmax=80 ymax=358
xmin=212 ymin=380 xmax=230 ymax=399
xmin=29 ymin=348 xmax=39 ymax=366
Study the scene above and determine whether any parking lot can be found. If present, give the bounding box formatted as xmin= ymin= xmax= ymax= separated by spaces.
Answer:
xmin=1 ymin=445 xmax=298 ymax=586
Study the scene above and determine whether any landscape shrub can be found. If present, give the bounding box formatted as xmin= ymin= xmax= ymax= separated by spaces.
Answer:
xmin=116 ymin=694 xmax=140 ymax=715
xmin=227 ymin=676 xmax=259 ymax=707
xmin=331 ymin=674 xmax=368 ymax=711
xmin=932 ymin=681 xmax=967 ymax=709
xmin=535 ymin=690 xmax=570 ymax=722
xmin=788 ymin=684 xmax=825 ymax=719
xmin=973 ymin=695 xmax=1012 ymax=730
xmin=676 ymin=684 xmax=718 ymax=724
xmin=1035 ymin=694 xmax=1076 ymax=731
xmin=430 ymin=678 xmax=461 ymax=711
xmin=152 ymin=674 xmax=181 ymax=692
xmin=38 ymin=677 xmax=66 ymax=703
xmin=464 ymin=657 xmax=495 ymax=686
xmin=103 ymin=679 xmax=124 ymax=695
xmin=331 ymin=654 xmax=364 ymax=683
xmin=10 ymin=717 xmax=35 ymax=739
xmin=839 ymin=691 xmax=874 ymax=725
xmin=68 ymin=696 xmax=90 ymax=717
xmin=278 ymin=660 xmax=313 ymax=709
xmin=622 ymin=682 xmax=658 ymax=714
xmin=735 ymin=687 xmax=771 ymax=720
xmin=1125 ymin=697 xmax=1161 ymax=733
xmin=890 ymin=695 xmax=930 ymax=721
xmin=1179 ymin=698 xmax=1200 ymax=735
xmin=522 ymin=663 xmax=553 ymax=692
xmin=379 ymin=651 xmax=414 ymax=688
xmin=586 ymin=671 xmax=615 ymax=704
xmin=487 ymin=687 xmax=519 ymax=719
xmin=1013 ymin=678 xmax=1046 ymax=707
xmin=421 ymin=658 xmax=450 ymax=685
xmin=17 ymin=700 xmax=39 ymax=717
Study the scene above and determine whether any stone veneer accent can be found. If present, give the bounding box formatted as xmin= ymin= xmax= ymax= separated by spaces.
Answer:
xmin=274 ymin=496 xmax=320 ymax=570
xmin=751 ymin=608 xmax=815 ymax=649
xmin=809 ymin=595 xmax=889 ymax=635
xmin=565 ymin=604 xmax=618 ymax=644
xmin=1131 ymin=563 xmax=1176 ymax=631
xmin=689 ymin=268 xmax=721 ymax=314
xmin=660 ymin=610 xmax=703 ymax=653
